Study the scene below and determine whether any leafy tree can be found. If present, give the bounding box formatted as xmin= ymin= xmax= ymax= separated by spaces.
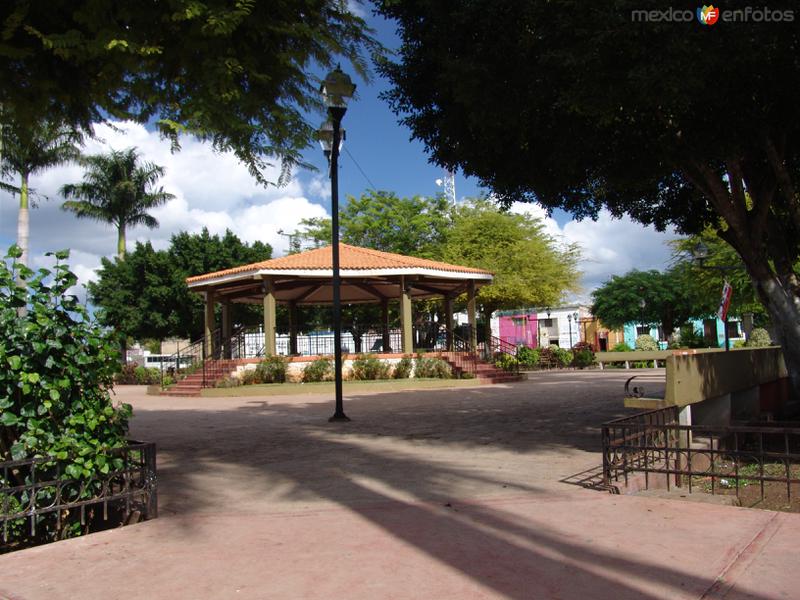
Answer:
xmin=339 ymin=191 xmax=451 ymax=257
xmin=591 ymin=269 xmax=697 ymax=338
xmin=378 ymin=1 xmax=800 ymax=398
xmin=671 ymin=230 xmax=766 ymax=319
xmin=296 ymin=191 xmax=452 ymax=256
xmin=88 ymin=229 xmax=272 ymax=341
xmin=0 ymin=115 xmax=81 ymax=268
xmin=443 ymin=200 xmax=580 ymax=344
xmin=61 ymin=147 xmax=174 ymax=258
xmin=0 ymin=1 xmax=377 ymax=184
xmin=0 ymin=246 xmax=131 ymax=543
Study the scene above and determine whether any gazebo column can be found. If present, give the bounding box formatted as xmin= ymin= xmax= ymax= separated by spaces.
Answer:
xmin=288 ymin=301 xmax=299 ymax=355
xmin=262 ymin=277 xmax=277 ymax=356
xmin=444 ymin=295 xmax=454 ymax=351
xmin=381 ymin=299 xmax=391 ymax=353
xmin=221 ymin=300 xmax=232 ymax=359
xmin=204 ymin=290 xmax=215 ymax=358
xmin=400 ymin=276 xmax=413 ymax=354
xmin=467 ymin=280 xmax=478 ymax=352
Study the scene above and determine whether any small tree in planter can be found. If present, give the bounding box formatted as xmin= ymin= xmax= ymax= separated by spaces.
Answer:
xmin=1 ymin=247 xmax=132 ymax=546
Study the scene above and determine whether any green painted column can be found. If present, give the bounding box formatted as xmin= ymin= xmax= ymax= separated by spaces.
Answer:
xmin=204 ymin=289 xmax=215 ymax=358
xmin=262 ymin=278 xmax=276 ymax=356
xmin=467 ymin=280 xmax=477 ymax=352
xmin=221 ymin=300 xmax=232 ymax=359
xmin=400 ymin=276 xmax=413 ymax=354
xmin=444 ymin=296 xmax=454 ymax=351
xmin=288 ymin=301 xmax=299 ymax=355
xmin=381 ymin=299 xmax=391 ymax=353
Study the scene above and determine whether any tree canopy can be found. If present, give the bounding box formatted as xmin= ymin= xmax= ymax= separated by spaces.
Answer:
xmin=443 ymin=200 xmax=580 ymax=314
xmin=377 ymin=0 xmax=800 ymax=397
xmin=0 ymin=116 xmax=82 ymax=267
xmin=590 ymin=269 xmax=696 ymax=337
xmin=88 ymin=229 xmax=272 ymax=341
xmin=61 ymin=147 xmax=174 ymax=258
xmin=1 ymin=1 xmax=378 ymax=184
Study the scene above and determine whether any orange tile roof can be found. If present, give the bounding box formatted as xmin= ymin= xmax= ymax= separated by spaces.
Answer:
xmin=186 ymin=243 xmax=492 ymax=284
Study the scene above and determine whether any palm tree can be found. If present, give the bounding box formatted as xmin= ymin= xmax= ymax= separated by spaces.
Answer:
xmin=0 ymin=117 xmax=82 ymax=268
xmin=61 ymin=148 xmax=175 ymax=259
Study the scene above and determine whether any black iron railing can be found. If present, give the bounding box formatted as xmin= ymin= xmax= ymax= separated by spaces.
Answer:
xmin=1 ymin=441 xmax=157 ymax=553
xmin=483 ymin=334 xmax=520 ymax=373
xmin=602 ymin=407 xmax=800 ymax=504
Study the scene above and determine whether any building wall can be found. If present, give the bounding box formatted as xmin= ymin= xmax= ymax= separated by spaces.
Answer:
xmin=623 ymin=317 xmax=746 ymax=349
xmin=492 ymin=305 xmax=590 ymax=349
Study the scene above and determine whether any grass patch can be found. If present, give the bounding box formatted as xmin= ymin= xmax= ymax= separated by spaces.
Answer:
xmin=202 ymin=378 xmax=481 ymax=397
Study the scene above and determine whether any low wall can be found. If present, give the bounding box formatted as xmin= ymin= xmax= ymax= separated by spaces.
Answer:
xmin=624 ymin=347 xmax=789 ymax=423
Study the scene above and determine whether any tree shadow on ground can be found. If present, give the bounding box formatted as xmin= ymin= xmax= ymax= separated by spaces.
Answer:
xmin=124 ymin=374 xmax=775 ymax=599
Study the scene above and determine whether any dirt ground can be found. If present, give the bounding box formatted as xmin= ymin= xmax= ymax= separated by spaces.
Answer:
xmin=5 ymin=370 xmax=800 ymax=600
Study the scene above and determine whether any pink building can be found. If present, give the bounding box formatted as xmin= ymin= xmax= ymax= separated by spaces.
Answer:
xmin=498 ymin=311 xmax=539 ymax=348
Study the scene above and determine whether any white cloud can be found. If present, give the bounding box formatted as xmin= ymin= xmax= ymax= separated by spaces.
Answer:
xmin=509 ymin=201 xmax=679 ymax=300
xmin=0 ymin=121 xmax=330 ymax=290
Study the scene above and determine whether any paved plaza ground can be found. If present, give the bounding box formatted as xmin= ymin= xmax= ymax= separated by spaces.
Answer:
xmin=2 ymin=370 xmax=799 ymax=599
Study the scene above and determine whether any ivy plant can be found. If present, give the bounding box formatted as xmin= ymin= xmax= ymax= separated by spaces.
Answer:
xmin=0 ymin=245 xmax=131 ymax=470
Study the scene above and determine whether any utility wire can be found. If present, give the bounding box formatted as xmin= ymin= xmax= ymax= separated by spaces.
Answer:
xmin=343 ymin=147 xmax=378 ymax=191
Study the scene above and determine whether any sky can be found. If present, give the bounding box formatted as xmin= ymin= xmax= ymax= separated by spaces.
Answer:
xmin=0 ymin=7 xmax=679 ymax=305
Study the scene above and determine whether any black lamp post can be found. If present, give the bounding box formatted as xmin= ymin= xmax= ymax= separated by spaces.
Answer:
xmin=539 ymin=307 xmax=551 ymax=347
xmin=639 ymin=298 xmax=646 ymax=334
xmin=567 ymin=312 xmax=574 ymax=348
xmin=318 ymin=66 xmax=356 ymax=422
xmin=691 ymin=242 xmax=736 ymax=352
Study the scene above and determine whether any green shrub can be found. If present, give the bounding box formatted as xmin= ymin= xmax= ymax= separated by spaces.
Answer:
xmin=746 ymin=328 xmax=772 ymax=348
xmin=516 ymin=345 xmax=540 ymax=367
xmin=635 ymin=334 xmax=658 ymax=351
xmin=216 ymin=376 xmax=242 ymax=388
xmin=240 ymin=369 xmax=262 ymax=385
xmin=571 ymin=349 xmax=596 ymax=368
xmin=393 ymin=355 xmax=413 ymax=379
xmin=256 ymin=354 xmax=289 ymax=383
xmin=678 ymin=325 xmax=706 ymax=348
xmin=611 ymin=342 xmax=632 ymax=352
xmin=303 ymin=357 xmax=333 ymax=382
xmin=494 ymin=352 xmax=519 ymax=372
xmin=351 ymin=354 xmax=391 ymax=380
xmin=114 ymin=363 xmax=140 ymax=384
xmin=0 ymin=247 xmax=131 ymax=546
xmin=553 ymin=346 xmax=573 ymax=368
xmin=414 ymin=355 xmax=452 ymax=378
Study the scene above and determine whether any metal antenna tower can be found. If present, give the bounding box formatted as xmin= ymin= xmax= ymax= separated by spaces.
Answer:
xmin=435 ymin=169 xmax=456 ymax=204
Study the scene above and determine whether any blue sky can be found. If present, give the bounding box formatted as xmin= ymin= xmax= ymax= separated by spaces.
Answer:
xmin=0 ymin=7 xmax=679 ymax=302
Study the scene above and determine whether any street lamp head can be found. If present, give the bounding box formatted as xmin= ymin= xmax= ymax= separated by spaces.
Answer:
xmin=567 ymin=313 xmax=572 ymax=322
xmin=316 ymin=119 xmax=345 ymax=166
xmin=573 ymin=311 xmax=579 ymax=321
xmin=639 ymin=298 xmax=646 ymax=309
xmin=692 ymin=242 xmax=711 ymax=264
xmin=545 ymin=307 xmax=551 ymax=318
xmin=320 ymin=65 xmax=357 ymax=110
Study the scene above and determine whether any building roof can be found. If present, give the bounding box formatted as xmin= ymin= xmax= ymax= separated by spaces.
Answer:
xmin=186 ymin=243 xmax=493 ymax=285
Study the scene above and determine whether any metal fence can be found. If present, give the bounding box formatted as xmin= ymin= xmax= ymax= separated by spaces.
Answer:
xmin=602 ymin=407 xmax=800 ymax=503
xmin=1 ymin=441 xmax=157 ymax=552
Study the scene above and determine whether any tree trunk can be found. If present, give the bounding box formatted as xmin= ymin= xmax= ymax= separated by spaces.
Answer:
xmin=756 ymin=275 xmax=800 ymax=409
xmin=16 ymin=173 xmax=29 ymax=269
xmin=117 ymin=224 xmax=126 ymax=259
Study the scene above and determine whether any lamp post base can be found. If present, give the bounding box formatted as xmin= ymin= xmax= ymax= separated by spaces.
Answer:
xmin=328 ymin=413 xmax=351 ymax=422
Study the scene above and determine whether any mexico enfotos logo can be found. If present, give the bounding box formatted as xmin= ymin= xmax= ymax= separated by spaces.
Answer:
xmin=632 ymin=5 xmax=795 ymax=23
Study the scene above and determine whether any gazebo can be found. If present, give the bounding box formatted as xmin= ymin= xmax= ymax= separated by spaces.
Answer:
xmin=185 ymin=243 xmax=493 ymax=356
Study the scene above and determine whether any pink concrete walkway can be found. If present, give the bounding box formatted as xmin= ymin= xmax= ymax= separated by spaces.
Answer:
xmin=1 ymin=371 xmax=798 ymax=599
